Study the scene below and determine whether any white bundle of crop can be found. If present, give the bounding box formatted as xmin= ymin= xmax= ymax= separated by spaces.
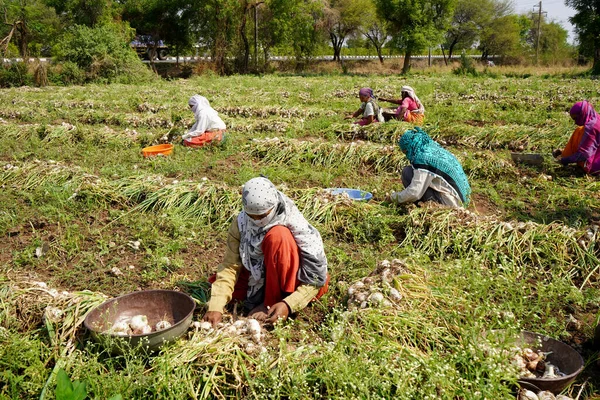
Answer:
xmin=191 ymin=317 xmax=268 ymax=354
xmin=346 ymin=259 xmax=411 ymax=310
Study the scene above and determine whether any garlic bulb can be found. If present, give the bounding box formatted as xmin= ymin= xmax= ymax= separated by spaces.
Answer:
xmin=130 ymin=315 xmax=149 ymax=331
xmin=537 ymin=391 xmax=556 ymax=400
xmin=198 ymin=321 xmax=213 ymax=331
xmin=368 ymin=292 xmax=384 ymax=304
xmin=155 ymin=320 xmax=172 ymax=331
xmin=389 ymin=288 xmax=402 ymax=301
xmin=110 ymin=321 xmax=131 ymax=336
xmin=518 ymin=389 xmax=539 ymax=400
xmin=247 ymin=319 xmax=261 ymax=335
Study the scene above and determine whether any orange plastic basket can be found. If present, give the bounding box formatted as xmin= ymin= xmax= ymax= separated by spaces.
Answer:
xmin=141 ymin=144 xmax=174 ymax=158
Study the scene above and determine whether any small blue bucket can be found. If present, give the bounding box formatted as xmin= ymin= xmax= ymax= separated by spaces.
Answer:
xmin=325 ymin=188 xmax=373 ymax=202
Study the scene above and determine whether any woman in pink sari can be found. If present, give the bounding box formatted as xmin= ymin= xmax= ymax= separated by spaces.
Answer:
xmin=554 ymin=101 xmax=600 ymax=175
xmin=380 ymin=86 xmax=425 ymax=125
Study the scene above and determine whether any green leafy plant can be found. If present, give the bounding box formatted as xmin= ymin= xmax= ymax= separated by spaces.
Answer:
xmin=55 ymin=369 xmax=87 ymax=400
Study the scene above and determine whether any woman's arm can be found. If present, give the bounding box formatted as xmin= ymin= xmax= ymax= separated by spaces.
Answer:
xmin=206 ymin=220 xmax=243 ymax=314
xmin=380 ymin=97 xmax=402 ymax=105
xmin=345 ymin=108 xmax=363 ymax=119
xmin=391 ymin=169 xmax=434 ymax=204
xmin=561 ymin=130 xmax=600 ymax=167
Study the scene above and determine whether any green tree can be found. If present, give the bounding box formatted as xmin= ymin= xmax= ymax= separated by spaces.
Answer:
xmin=478 ymin=14 xmax=530 ymax=61
xmin=321 ymin=0 xmax=365 ymax=61
xmin=444 ymin=0 xmax=512 ymax=60
xmin=53 ymin=21 xmax=152 ymax=83
xmin=527 ymin=19 xmax=573 ymax=64
xmin=375 ymin=0 xmax=456 ymax=74
xmin=262 ymin=0 xmax=324 ymax=62
xmin=122 ymin=0 xmax=200 ymax=66
xmin=565 ymin=0 xmax=600 ymax=73
xmin=44 ymin=0 xmax=117 ymax=27
xmin=360 ymin=0 xmax=389 ymax=63
xmin=0 ymin=0 xmax=60 ymax=58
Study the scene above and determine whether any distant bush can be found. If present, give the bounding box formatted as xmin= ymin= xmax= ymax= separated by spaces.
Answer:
xmin=0 ymin=62 xmax=33 ymax=88
xmin=48 ymin=62 xmax=86 ymax=86
xmin=53 ymin=22 xmax=154 ymax=84
xmin=453 ymin=53 xmax=478 ymax=77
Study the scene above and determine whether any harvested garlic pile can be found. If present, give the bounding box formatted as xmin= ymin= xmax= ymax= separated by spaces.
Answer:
xmin=518 ymin=389 xmax=574 ymax=400
xmin=191 ymin=317 xmax=267 ymax=354
xmin=107 ymin=314 xmax=172 ymax=336
xmin=346 ymin=259 xmax=407 ymax=310
xmin=512 ymin=347 xmax=566 ymax=379
xmin=315 ymin=189 xmax=353 ymax=206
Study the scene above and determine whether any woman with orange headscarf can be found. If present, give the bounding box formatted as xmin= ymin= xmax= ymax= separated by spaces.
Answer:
xmin=554 ymin=101 xmax=600 ymax=175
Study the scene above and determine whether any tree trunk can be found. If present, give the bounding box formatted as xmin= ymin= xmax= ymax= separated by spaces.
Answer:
xmin=330 ymin=32 xmax=341 ymax=61
xmin=402 ymin=48 xmax=412 ymax=74
xmin=366 ymin=34 xmax=384 ymax=64
xmin=214 ymin=4 xmax=228 ymax=75
xmin=448 ymin=38 xmax=458 ymax=60
xmin=440 ymin=44 xmax=448 ymax=66
xmin=376 ymin=45 xmax=384 ymax=64
xmin=16 ymin=21 xmax=28 ymax=60
xmin=239 ymin=2 xmax=250 ymax=73
xmin=594 ymin=42 xmax=600 ymax=75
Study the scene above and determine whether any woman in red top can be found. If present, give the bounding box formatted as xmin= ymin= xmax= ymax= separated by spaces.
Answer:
xmin=380 ymin=85 xmax=425 ymax=125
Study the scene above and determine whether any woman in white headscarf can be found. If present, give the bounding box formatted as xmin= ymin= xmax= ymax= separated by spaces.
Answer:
xmin=182 ymin=95 xmax=227 ymax=148
xmin=203 ymin=177 xmax=329 ymax=326
xmin=380 ymin=85 xmax=425 ymax=125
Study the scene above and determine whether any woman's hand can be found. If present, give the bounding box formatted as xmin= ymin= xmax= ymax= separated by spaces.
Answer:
xmin=202 ymin=311 xmax=223 ymax=327
xmin=265 ymin=302 xmax=290 ymax=324
xmin=344 ymin=114 xmax=354 ymax=120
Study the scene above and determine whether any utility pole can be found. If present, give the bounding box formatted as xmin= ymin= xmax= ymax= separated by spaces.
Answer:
xmin=532 ymin=1 xmax=547 ymax=65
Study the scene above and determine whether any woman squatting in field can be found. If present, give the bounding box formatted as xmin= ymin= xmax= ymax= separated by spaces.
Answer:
xmin=182 ymin=95 xmax=227 ymax=147
xmin=345 ymin=87 xmax=384 ymax=126
xmin=390 ymin=127 xmax=471 ymax=208
xmin=379 ymin=85 xmax=425 ymax=125
xmin=202 ymin=177 xmax=330 ymax=327
xmin=553 ymin=101 xmax=600 ymax=175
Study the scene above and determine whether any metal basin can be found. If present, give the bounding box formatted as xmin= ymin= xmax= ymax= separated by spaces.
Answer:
xmin=517 ymin=331 xmax=584 ymax=394
xmin=511 ymin=152 xmax=544 ymax=166
xmin=84 ymin=290 xmax=196 ymax=353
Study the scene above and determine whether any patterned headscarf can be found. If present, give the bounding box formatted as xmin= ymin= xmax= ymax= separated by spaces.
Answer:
xmin=238 ymin=178 xmax=328 ymax=298
xmin=401 ymin=85 xmax=425 ymax=114
xmin=399 ymin=127 xmax=471 ymax=205
xmin=359 ymin=87 xmax=373 ymax=98
xmin=570 ymin=101 xmax=598 ymax=128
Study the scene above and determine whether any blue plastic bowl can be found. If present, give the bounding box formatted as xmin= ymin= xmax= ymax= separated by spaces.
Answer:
xmin=325 ymin=188 xmax=373 ymax=202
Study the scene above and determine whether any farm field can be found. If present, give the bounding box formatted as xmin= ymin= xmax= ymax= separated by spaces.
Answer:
xmin=1 ymin=71 xmax=600 ymax=399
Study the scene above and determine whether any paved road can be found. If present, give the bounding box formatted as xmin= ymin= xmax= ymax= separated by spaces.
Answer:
xmin=2 ymin=54 xmax=487 ymax=64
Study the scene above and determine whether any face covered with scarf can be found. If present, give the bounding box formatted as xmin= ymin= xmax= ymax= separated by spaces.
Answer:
xmin=238 ymin=178 xmax=328 ymax=299
xmin=400 ymin=85 xmax=425 ymax=114
xmin=189 ymin=95 xmax=210 ymax=113
xmin=570 ymin=101 xmax=598 ymax=127
xmin=399 ymin=127 xmax=471 ymax=205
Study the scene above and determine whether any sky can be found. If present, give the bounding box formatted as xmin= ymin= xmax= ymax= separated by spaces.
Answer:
xmin=513 ymin=0 xmax=577 ymax=43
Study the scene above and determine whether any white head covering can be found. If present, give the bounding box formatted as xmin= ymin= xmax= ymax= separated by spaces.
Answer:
xmin=189 ymin=95 xmax=210 ymax=114
xmin=182 ymin=95 xmax=226 ymax=140
xmin=401 ymin=85 xmax=425 ymax=114
xmin=237 ymin=177 xmax=328 ymax=299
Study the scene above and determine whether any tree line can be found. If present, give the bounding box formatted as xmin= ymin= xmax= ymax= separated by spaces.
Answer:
xmin=0 ymin=0 xmax=598 ymax=75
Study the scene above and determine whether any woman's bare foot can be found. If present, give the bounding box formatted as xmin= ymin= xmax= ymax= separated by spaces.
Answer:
xmin=248 ymin=304 xmax=269 ymax=321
